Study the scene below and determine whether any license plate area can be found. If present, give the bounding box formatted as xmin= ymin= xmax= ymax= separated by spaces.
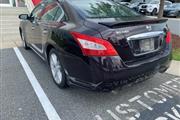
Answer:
xmin=140 ymin=38 xmax=155 ymax=53
xmin=127 ymin=31 xmax=165 ymax=57
xmin=129 ymin=37 xmax=161 ymax=56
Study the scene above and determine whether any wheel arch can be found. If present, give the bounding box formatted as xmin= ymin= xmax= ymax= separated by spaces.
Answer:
xmin=45 ymin=43 xmax=55 ymax=63
xmin=19 ymin=26 xmax=26 ymax=39
xmin=19 ymin=27 xmax=22 ymax=37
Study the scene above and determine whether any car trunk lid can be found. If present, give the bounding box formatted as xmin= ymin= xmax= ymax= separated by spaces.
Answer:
xmin=84 ymin=17 xmax=168 ymax=65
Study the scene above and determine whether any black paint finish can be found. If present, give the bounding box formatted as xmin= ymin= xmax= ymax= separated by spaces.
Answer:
xmin=19 ymin=0 xmax=172 ymax=90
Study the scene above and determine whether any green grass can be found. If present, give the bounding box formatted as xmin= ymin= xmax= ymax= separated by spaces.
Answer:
xmin=172 ymin=48 xmax=180 ymax=61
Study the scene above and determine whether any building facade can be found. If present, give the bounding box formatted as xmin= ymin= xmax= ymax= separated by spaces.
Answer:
xmin=32 ymin=0 xmax=42 ymax=6
xmin=25 ymin=0 xmax=41 ymax=11
xmin=0 ymin=0 xmax=15 ymax=7
xmin=0 ymin=0 xmax=42 ymax=11
xmin=0 ymin=0 xmax=29 ymax=7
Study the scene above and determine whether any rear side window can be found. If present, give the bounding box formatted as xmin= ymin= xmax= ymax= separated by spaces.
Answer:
xmin=70 ymin=0 xmax=141 ymax=18
xmin=54 ymin=7 xmax=65 ymax=21
xmin=41 ymin=3 xmax=59 ymax=21
xmin=40 ymin=2 xmax=66 ymax=22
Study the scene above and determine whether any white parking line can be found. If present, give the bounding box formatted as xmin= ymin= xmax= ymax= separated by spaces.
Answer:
xmin=13 ymin=47 xmax=62 ymax=120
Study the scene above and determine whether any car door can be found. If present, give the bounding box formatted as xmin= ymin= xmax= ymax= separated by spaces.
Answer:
xmin=25 ymin=4 xmax=44 ymax=48
xmin=31 ymin=2 xmax=60 ymax=54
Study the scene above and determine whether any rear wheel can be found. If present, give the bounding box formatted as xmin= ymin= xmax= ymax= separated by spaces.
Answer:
xmin=49 ymin=49 xmax=67 ymax=88
xmin=151 ymin=8 xmax=157 ymax=16
xmin=20 ymin=31 xmax=29 ymax=50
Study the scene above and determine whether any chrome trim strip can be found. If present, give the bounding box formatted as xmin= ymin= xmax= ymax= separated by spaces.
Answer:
xmin=133 ymin=48 xmax=160 ymax=57
xmin=30 ymin=46 xmax=45 ymax=61
xmin=127 ymin=31 xmax=164 ymax=41
xmin=57 ymin=8 xmax=65 ymax=22
xmin=31 ymin=43 xmax=43 ymax=54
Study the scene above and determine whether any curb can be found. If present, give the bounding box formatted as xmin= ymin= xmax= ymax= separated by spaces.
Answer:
xmin=166 ymin=60 xmax=180 ymax=76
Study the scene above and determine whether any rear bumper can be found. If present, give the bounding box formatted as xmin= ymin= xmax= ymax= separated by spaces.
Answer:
xmin=63 ymin=47 xmax=172 ymax=90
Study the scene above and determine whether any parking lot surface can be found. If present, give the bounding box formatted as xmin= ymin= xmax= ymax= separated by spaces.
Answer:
xmin=1 ymin=48 xmax=180 ymax=120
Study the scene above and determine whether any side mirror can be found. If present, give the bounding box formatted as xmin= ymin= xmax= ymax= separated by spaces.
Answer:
xmin=19 ymin=14 xmax=29 ymax=20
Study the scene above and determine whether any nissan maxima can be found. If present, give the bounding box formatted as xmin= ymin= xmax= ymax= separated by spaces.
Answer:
xmin=19 ymin=0 xmax=172 ymax=91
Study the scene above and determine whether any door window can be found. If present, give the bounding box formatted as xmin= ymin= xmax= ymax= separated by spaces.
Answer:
xmin=30 ymin=4 xmax=44 ymax=21
xmin=41 ymin=3 xmax=59 ymax=21
xmin=40 ymin=2 xmax=66 ymax=22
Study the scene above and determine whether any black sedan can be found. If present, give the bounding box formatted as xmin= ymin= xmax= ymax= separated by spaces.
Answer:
xmin=164 ymin=3 xmax=180 ymax=18
xmin=19 ymin=0 xmax=172 ymax=91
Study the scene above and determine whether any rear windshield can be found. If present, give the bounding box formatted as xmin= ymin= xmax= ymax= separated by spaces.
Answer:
xmin=70 ymin=0 xmax=141 ymax=18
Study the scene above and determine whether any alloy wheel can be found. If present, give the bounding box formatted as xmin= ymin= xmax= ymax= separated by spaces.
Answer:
xmin=50 ymin=53 xmax=63 ymax=84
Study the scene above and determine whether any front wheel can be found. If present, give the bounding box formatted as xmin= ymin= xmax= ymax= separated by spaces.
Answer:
xmin=151 ymin=8 xmax=157 ymax=16
xmin=49 ymin=49 xmax=67 ymax=88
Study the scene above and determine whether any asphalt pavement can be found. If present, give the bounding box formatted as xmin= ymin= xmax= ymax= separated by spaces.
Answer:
xmin=1 ymin=47 xmax=180 ymax=120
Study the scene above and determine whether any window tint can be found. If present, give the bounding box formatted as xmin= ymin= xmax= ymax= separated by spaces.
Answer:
xmin=54 ymin=7 xmax=65 ymax=21
xmin=70 ymin=0 xmax=140 ymax=18
xmin=41 ymin=3 xmax=59 ymax=21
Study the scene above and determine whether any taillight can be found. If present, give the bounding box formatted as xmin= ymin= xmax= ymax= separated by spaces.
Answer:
xmin=166 ymin=31 xmax=171 ymax=44
xmin=71 ymin=32 xmax=118 ymax=56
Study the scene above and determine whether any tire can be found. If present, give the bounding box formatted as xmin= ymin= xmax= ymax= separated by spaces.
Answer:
xmin=151 ymin=8 xmax=157 ymax=16
xmin=48 ymin=49 xmax=68 ymax=88
xmin=20 ymin=31 xmax=29 ymax=50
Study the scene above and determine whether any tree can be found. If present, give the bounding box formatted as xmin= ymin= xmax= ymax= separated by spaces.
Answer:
xmin=158 ymin=0 xmax=165 ymax=18
xmin=87 ymin=2 xmax=134 ymax=18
